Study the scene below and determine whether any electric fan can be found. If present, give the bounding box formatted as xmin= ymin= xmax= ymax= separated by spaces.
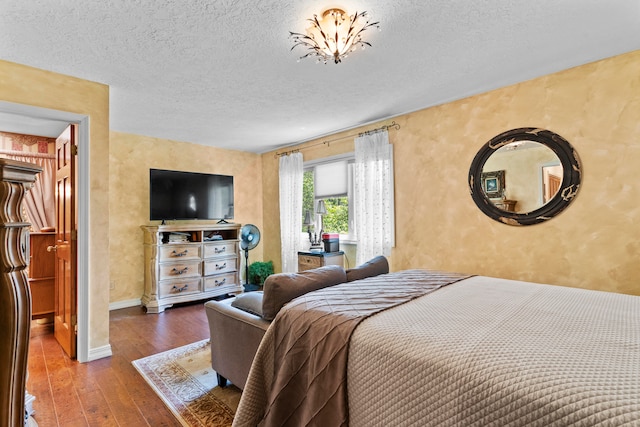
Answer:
xmin=240 ymin=224 xmax=261 ymax=286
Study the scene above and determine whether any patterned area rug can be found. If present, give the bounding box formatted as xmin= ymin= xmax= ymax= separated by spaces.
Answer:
xmin=132 ymin=339 xmax=241 ymax=427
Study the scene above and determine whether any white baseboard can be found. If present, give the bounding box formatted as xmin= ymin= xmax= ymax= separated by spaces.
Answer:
xmin=83 ymin=299 xmax=141 ymax=363
xmin=109 ymin=298 xmax=142 ymax=311
xmin=87 ymin=344 xmax=112 ymax=361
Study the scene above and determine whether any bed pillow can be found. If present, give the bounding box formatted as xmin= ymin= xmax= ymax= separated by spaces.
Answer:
xmin=230 ymin=291 xmax=264 ymax=317
xmin=346 ymin=255 xmax=389 ymax=282
xmin=261 ymin=265 xmax=347 ymax=321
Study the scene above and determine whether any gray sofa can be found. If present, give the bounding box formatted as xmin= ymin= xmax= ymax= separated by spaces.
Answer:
xmin=204 ymin=256 xmax=389 ymax=389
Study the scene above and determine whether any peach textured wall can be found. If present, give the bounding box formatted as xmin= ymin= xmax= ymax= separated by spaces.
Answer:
xmin=261 ymin=50 xmax=640 ymax=296
xmin=109 ymin=132 xmax=264 ymax=303
xmin=0 ymin=60 xmax=112 ymax=353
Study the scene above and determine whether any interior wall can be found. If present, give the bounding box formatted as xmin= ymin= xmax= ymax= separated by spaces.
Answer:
xmin=109 ymin=131 xmax=264 ymax=303
xmin=0 ymin=59 xmax=111 ymax=350
xmin=261 ymin=50 xmax=640 ymax=296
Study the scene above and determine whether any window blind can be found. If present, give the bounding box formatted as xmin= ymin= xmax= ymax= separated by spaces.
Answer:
xmin=314 ymin=160 xmax=348 ymax=198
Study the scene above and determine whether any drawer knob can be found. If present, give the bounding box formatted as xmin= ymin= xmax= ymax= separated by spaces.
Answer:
xmin=214 ymin=278 xmax=227 ymax=286
xmin=171 ymin=266 xmax=189 ymax=275
xmin=172 ymin=284 xmax=188 ymax=293
xmin=171 ymin=249 xmax=188 ymax=257
xmin=215 ymin=262 xmax=227 ymax=270
xmin=214 ymin=247 xmax=226 ymax=254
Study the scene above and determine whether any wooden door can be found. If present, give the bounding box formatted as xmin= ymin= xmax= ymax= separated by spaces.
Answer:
xmin=54 ymin=125 xmax=77 ymax=358
xmin=548 ymin=174 xmax=561 ymax=201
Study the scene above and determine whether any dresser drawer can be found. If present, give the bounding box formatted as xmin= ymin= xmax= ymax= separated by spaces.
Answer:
xmin=203 ymin=257 xmax=238 ymax=276
xmin=203 ymin=241 xmax=238 ymax=259
xmin=203 ymin=272 xmax=237 ymax=290
xmin=298 ymin=254 xmax=322 ymax=270
xmin=158 ymin=260 xmax=201 ymax=280
xmin=158 ymin=278 xmax=201 ymax=298
xmin=158 ymin=244 xmax=201 ymax=261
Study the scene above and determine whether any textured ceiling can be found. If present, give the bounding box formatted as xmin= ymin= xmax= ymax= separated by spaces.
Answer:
xmin=1 ymin=0 xmax=639 ymax=153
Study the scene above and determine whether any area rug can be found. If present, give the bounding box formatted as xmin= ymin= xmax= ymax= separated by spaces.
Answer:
xmin=132 ymin=339 xmax=241 ymax=427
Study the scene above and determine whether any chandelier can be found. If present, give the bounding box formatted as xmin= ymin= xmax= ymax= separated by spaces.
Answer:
xmin=289 ymin=8 xmax=380 ymax=64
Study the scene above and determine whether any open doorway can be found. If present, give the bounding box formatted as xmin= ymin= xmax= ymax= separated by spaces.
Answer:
xmin=0 ymin=126 xmax=78 ymax=358
xmin=0 ymin=101 xmax=90 ymax=362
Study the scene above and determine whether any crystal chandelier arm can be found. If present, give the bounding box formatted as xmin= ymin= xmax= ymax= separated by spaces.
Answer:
xmin=309 ymin=15 xmax=335 ymax=53
xmin=290 ymin=30 xmax=333 ymax=62
xmin=345 ymin=11 xmax=364 ymax=34
xmin=309 ymin=15 xmax=329 ymax=44
xmin=289 ymin=32 xmax=318 ymax=46
xmin=351 ymin=12 xmax=380 ymax=43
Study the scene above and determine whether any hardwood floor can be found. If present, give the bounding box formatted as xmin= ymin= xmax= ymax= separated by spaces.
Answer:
xmin=27 ymin=301 xmax=213 ymax=426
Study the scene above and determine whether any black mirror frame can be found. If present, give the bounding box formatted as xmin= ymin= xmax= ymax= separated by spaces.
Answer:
xmin=469 ymin=127 xmax=582 ymax=226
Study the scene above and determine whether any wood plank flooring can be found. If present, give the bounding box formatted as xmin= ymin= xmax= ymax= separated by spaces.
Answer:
xmin=27 ymin=301 xmax=213 ymax=427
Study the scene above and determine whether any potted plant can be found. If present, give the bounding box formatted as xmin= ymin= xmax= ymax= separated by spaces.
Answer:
xmin=248 ymin=261 xmax=274 ymax=287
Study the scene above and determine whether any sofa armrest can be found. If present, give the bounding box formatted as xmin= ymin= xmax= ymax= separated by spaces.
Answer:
xmin=204 ymin=297 xmax=270 ymax=390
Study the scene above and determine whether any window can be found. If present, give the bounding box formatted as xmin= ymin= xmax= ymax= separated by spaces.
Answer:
xmin=302 ymin=154 xmax=354 ymax=240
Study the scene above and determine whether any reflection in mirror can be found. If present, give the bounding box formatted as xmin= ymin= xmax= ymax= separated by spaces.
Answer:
xmin=542 ymin=163 xmax=562 ymax=203
xmin=469 ymin=128 xmax=581 ymax=226
xmin=482 ymin=141 xmax=562 ymax=213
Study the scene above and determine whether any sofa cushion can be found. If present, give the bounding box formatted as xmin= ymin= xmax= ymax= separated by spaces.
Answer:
xmin=346 ymin=255 xmax=389 ymax=282
xmin=231 ymin=291 xmax=264 ymax=317
xmin=261 ymin=265 xmax=347 ymax=321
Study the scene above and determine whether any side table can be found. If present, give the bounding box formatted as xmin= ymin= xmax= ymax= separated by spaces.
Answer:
xmin=297 ymin=251 xmax=345 ymax=272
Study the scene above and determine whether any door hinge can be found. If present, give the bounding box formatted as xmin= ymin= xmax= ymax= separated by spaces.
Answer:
xmin=71 ymin=230 xmax=78 ymax=241
xmin=71 ymin=144 xmax=78 ymax=156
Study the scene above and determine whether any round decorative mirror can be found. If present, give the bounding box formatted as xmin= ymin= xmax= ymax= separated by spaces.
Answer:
xmin=469 ymin=128 xmax=581 ymax=226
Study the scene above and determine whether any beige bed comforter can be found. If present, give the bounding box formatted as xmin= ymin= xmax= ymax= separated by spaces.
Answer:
xmin=349 ymin=276 xmax=640 ymax=426
xmin=233 ymin=270 xmax=470 ymax=427
xmin=235 ymin=273 xmax=640 ymax=426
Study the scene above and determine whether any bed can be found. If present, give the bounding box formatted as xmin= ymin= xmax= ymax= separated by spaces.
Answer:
xmin=232 ymin=270 xmax=640 ymax=426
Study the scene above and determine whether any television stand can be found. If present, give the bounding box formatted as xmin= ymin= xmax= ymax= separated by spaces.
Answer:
xmin=141 ymin=223 xmax=243 ymax=313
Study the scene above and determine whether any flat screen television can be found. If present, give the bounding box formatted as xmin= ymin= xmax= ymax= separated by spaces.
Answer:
xmin=150 ymin=168 xmax=234 ymax=221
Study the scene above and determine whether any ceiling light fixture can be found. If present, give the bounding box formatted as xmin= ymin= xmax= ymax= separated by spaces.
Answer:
xmin=289 ymin=8 xmax=380 ymax=64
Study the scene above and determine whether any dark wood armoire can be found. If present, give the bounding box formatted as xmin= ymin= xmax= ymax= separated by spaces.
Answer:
xmin=0 ymin=158 xmax=41 ymax=427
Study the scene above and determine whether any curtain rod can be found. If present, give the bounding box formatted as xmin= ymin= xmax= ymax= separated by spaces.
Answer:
xmin=275 ymin=121 xmax=400 ymax=158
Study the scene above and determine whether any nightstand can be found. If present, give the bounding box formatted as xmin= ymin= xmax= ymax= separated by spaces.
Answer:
xmin=297 ymin=251 xmax=345 ymax=272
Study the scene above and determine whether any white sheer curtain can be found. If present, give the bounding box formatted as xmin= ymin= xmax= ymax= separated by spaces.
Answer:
xmin=353 ymin=130 xmax=395 ymax=265
xmin=279 ymin=152 xmax=304 ymax=273
xmin=1 ymin=152 xmax=55 ymax=231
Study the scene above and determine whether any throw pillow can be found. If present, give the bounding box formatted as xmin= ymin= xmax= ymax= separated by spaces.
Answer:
xmin=261 ymin=265 xmax=347 ymax=321
xmin=346 ymin=255 xmax=389 ymax=282
xmin=230 ymin=291 xmax=264 ymax=317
